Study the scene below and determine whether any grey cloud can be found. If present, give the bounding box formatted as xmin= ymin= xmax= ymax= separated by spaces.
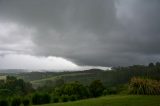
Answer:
xmin=0 ymin=0 xmax=160 ymax=67
xmin=116 ymin=0 xmax=160 ymax=55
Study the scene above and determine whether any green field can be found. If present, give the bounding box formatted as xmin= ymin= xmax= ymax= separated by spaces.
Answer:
xmin=33 ymin=95 xmax=160 ymax=106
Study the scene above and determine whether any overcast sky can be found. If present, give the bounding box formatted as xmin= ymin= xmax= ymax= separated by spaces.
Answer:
xmin=0 ymin=0 xmax=160 ymax=70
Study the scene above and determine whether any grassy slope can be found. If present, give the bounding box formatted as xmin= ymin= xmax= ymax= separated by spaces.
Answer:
xmin=31 ymin=73 xmax=92 ymax=83
xmin=33 ymin=95 xmax=160 ymax=106
xmin=31 ymin=72 xmax=93 ymax=88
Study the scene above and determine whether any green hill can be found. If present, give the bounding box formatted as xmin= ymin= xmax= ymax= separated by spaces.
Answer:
xmin=33 ymin=95 xmax=160 ymax=106
xmin=3 ymin=65 xmax=160 ymax=89
xmin=30 ymin=67 xmax=160 ymax=88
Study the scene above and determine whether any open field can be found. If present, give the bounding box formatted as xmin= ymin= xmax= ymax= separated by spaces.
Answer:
xmin=33 ymin=95 xmax=160 ymax=106
xmin=30 ymin=72 xmax=93 ymax=88
xmin=31 ymin=72 xmax=92 ymax=83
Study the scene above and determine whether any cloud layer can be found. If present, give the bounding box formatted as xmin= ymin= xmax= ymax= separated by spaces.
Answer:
xmin=0 ymin=0 xmax=160 ymax=69
xmin=0 ymin=54 xmax=110 ymax=71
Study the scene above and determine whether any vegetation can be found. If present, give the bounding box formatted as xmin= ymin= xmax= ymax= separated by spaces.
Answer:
xmin=0 ymin=76 xmax=33 ymax=98
xmin=32 ymin=93 xmax=51 ymax=105
xmin=58 ymin=81 xmax=89 ymax=99
xmin=0 ymin=99 xmax=9 ymax=106
xmin=69 ymin=95 xmax=77 ymax=101
xmin=23 ymin=62 xmax=160 ymax=88
xmin=3 ymin=62 xmax=159 ymax=89
xmin=103 ymin=88 xmax=117 ymax=95
xmin=61 ymin=95 xmax=69 ymax=102
xmin=11 ymin=97 xmax=21 ymax=106
xmin=129 ymin=77 xmax=160 ymax=95
xmin=22 ymin=98 xmax=30 ymax=106
xmin=52 ymin=96 xmax=59 ymax=103
xmin=0 ymin=62 xmax=160 ymax=106
xmin=89 ymin=80 xmax=105 ymax=97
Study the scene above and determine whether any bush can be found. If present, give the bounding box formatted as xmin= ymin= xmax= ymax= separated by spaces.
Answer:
xmin=0 ymin=99 xmax=9 ymax=106
xmin=52 ymin=96 xmax=59 ymax=103
xmin=129 ymin=77 xmax=160 ymax=95
xmin=22 ymin=98 xmax=30 ymax=106
xmin=0 ymin=89 xmax=13 ymax=98
xmin=103 ymin=88 xmax=117 ymax=95
xmin=32 ymin=93 xmax=41 ymax=105
xmin=11 ymin=97 xmax=21 ymax=106
xmin=69 ymin=95 xmax=77 ymax=101
xmin=89 ymin=80 xmax=105 ymax=97
xmin=42 ymin=93 xmax=51 ymax=104
xmin=61 ymin=95 xmax=69 ymax=102
xmin=60 ymin=81 xmax=89 ymax=99
xmin=32 ymin=93 xmax=51 ymax=105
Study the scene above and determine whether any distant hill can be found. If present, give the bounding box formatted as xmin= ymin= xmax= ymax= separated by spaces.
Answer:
xmin=1 ymin=65 xmax=160 ymax=88
xmin=0 ymin=69 xmax=28 ymax=73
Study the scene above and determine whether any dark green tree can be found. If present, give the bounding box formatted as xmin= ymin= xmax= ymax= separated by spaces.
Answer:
xmin=42 ymin=93 xmax=51 ymax=104
xmin=11 ymin=97 xmax=21 ymax=106
xmin=52 ymin=96 xmax=59 ymax=103
xmin=0 ymin=76 xmax=33 ymax=96
xmin=60 ymin=81 xmax=89 ymax=99
xmin=0 ymin=100 xmax=9 ymax=106
xmin=22 ymin=98 xmax=30 ymax=106
xmin=32 ymin=93 xmax=51 ymax=105
xmin=89 ymin=80 xmax=105 ymax=97
xmin=61 ymin=95 xmax=69 ymax=102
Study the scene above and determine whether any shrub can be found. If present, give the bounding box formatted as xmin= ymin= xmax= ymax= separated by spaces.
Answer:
xmin=61 ymin=95 xmax=69 ymax=102
xmin=52 ymin=96 xmax=59 ymax=103
xmin=22 ymin=98 xmax=30 ymax=106
xmin=103 ymin=87 xmax=117 ymax=95
xmin=42 ymin=93 xmax=51 ymax=104
xmin=60 ymin=81 xmax=89 ymax=99
xmin=129 ymin=77 xmax=160 ymax=95
xmin=32 ymin=93 xmax=41 ymax=105
xmin=0 ymin=89 xmax=13 ymax=98
xmin=0 ymin=99 xmax=9 ymax=106
xmin=69 ymin=95 xmax=77 ymax=101
xmin=89 ymin=80 xmax=105 ymax=97
xmin=32 ymin=93 xmax=51 ymax=105
xmin=11 ymin=97 xmax=21 ymax=106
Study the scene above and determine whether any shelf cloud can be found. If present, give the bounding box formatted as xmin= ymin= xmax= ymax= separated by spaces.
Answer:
xmin=0 ymin=54 xmax=110 ymax=71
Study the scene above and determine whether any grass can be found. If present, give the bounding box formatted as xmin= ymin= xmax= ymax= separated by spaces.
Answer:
xmin=33 ymin=95 xmax=160 ymax=106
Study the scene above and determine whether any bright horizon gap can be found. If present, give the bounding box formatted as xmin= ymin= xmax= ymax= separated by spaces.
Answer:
xmin=0 ymin=54 xmax=111 ymax=72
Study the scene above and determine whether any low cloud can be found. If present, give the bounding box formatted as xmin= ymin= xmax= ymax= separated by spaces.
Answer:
xmin=0 ymin=54 xmax=110 ymax=71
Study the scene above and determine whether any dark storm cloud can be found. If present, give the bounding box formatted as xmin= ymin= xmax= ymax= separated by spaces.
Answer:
xmin=0 ymin=0 xmax=160 ymax=67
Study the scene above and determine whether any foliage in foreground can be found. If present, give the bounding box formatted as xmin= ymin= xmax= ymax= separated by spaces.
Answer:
xmin=22 ymin=98 xmax=30 ymax=106
xmin=59 ymin=81 xmax=89 ymax=99
xmin=0 ymin=76 xmax=33 ymax=98
xmin=11 ymin=97 xmax=21 ymax=106
xmin=89 ymin=80 xmax=105 ymax=97
xmin=0 ymin=99 xmax=9 ymax=106
xmin=129 ymin=77 xmax=160 ymax=95
xmin=32 ymin=93 xmax=51 ymax=105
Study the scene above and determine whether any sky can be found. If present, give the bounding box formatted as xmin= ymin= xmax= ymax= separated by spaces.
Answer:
xmin=0 ymin=0 xmax=160 ymax=71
